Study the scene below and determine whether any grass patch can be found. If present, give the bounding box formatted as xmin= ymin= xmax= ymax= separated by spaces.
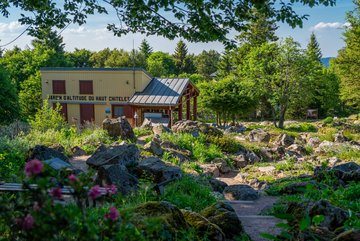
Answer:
xmin=285 ymin=123 xmax=318 ymax=133
xmin=134 ymin=127 xmax=152 ymax=137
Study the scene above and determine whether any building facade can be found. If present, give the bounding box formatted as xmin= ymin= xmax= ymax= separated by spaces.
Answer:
xmin=41 ymin=68 xmax=199 ymax=127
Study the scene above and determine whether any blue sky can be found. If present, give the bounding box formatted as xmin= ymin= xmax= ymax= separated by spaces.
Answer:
xmin=0 ymin=1 xmax=355 ymax=57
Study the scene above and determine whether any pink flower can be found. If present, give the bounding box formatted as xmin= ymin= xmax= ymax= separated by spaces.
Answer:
xmin=50 ymin=187 xmax=62 ymax=199
xmin=104 ymin=207 xmax=120 ymax=221
xmin=16 ymin=214 xmax=34 ymax=230
xmin=88 ymin=185 xmax=102 ymax=200
xmin=105 ymin=184 xmax=117 ymax=195
xmin=68 ymin=174 xmax=78 ymax=183
xmin=25 ymin=159 xmax=44 ymax=177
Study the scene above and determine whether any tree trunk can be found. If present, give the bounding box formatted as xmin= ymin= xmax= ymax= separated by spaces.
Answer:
xmin=278 ymin=105 xmax=287 ymax=129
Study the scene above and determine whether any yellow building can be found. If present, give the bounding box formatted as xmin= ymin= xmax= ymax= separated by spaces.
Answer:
xmin=41 ymin=68 xmax=199 ymax=127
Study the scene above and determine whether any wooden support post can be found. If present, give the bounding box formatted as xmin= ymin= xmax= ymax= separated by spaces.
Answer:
xmin=168 ymin=107 xmax=173 ymax=128
xmin=178 ymin=98 xmax=183 ymax=121
xmin=193 ymin=95 xmax=197 ymax=121
xmin=186 ymin=90 xmax=191 ymax=120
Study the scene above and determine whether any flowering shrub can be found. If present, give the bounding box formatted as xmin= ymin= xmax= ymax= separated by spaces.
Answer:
xmin=0 ymin=160 xmax=145 ymax=240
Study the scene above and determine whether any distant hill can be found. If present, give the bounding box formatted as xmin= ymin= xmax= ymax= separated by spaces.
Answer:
xmin=321 ymin=57 xmax=334 ymax=67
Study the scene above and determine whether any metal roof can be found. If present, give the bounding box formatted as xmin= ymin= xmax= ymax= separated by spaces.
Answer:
xmin=40 ymin=67 xmax=146 ymax=71
xmin=129 ymin=78 xmax=190 ymax=106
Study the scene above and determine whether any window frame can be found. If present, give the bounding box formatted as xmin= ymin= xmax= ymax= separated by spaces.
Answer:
xmin=79 ymin=80 xmax=93 ymax=95
xmin=52 ymin=80 xmax=66 ymax=94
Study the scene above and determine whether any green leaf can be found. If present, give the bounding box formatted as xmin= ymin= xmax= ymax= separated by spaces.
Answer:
xmin=312 ymin=215 xmax=325 ymax=226
xmin=299 ymin=214 xmax=311 ymax=231
xmin=260 ymin=232 xmax=277 ymax=240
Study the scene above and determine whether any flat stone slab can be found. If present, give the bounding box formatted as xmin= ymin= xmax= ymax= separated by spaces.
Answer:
xmin=230 ymin=196 xmax=283 ymax=241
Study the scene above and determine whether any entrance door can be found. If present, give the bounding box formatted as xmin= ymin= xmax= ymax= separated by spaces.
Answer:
xmin=80 ymin=104 xmax=95 ymax=123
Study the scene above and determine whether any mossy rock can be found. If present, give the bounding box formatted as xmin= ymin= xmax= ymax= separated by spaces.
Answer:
xmin=126 ymin=201 xmax=188 ymax=240
xmin=181 ymin=209 xmax=225 ymax=241
xmin=200 ymin=201 xmax=243 ymax=239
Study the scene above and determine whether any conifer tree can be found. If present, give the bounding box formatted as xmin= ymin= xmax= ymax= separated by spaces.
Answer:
xmin=139 ymin=39 xmax=153 ymax=60
xmin=173 ymin=40 xmax=188 ymax=74
xmin=306 ymin=32 xmax=322 ymax=61
xmin=333 ymin=0 xmax=360 ymax=111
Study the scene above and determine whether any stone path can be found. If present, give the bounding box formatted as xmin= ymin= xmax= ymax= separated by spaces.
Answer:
xmin=227 ymin=196 xmax=283 ymax=241
xmin=69 ymin=155 xmax=90 ymax=172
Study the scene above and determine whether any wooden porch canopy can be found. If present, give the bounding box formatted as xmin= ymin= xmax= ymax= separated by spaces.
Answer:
xmin=129 ymin=78 xmax=199 ymax=127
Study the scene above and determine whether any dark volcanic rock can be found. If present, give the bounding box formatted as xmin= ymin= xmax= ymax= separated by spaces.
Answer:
xmin=135 ymin=157 xmax=182 ymax=183
xmin=95 ymin=164 xmax=138 ymax=195
xmin=247 ymin=129 xmax=270 ymax=143
xmin=332 ymin=229 xmax=360 ymax=241
xmin=275 ymin=133 xmax=295 ymax=147
xmin=128 ymin=201 xmax=188 ymax=240
xmin=201 ymin=201 xmax=244 ymax=239
xmin=181 ymin=209 xmax=225 ymax=241
xmin=223 ymin=184 xmax=259 ymax=201
xmin=144 ymin=140 xmax=164 ymax=156
xmin=27 ymin=145 xmax=69 ymax=163
xmin=309 ymin=200 xmax=349 ymax=231
xmin=209 ymin=178 xmax=228 ymax=193
xmin=86 ymin=144 xmax=139 ymax=168
xmin=102 ymin=117 xmax=136 ymax=141
xmin=314 ymin=162 xmax=360 ymax=183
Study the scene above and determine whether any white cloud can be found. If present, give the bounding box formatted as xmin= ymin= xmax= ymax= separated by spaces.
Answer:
xmin=0 ymin=21 xmax=24 ymax=33
xmin=310 ymin=22 xmax=350 ymax=31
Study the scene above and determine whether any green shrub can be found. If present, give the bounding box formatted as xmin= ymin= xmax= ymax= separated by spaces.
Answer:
xmin=133 ymin=127 xmax=152 ymax=137
xmin=207 ymin=135 xmax=244 ymax=153
xmin=285 ymin=123 xmax=317 ymax=133
xmin=30 ymin=100 xmax=68 ymax=132
xmin=163 ymin=175 xmax=217 ymax=212
xmin=323 ymin=117 xmax=334 ymax=125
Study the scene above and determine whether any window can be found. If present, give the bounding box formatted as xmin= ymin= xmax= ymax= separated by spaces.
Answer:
xmin=112 ymin=105 xmax=124 ymax=118
xmin=79 ymin=80 xmax=93 ymax=94
xmin=52 ymin=80 xmax=66 ymax=94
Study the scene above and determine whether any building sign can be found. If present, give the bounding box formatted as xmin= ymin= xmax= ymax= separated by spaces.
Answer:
xmin=48 ymin=95 xmax=130 ymax=102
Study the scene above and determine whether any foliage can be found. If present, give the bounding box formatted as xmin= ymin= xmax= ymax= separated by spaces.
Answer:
xmin=206 ymin=135 xmax=244 ymax=153
xmin=285 ymin=123 xmax=317 ymax=133
xmin=173 ymin=40 xmax=195 ymax=74
xmin=147 ymin=52 xmax=176 ymax=77
xmin=133 ymin=127 xmax=153 ymax=137
xmin=194 ymin=50 xmax=220 ymax=77
xmin=65 ymin=48 xmax=94 ymax=67
xmin=30 ymin=100 xmax=68 ymax=132
xmin=0 ymin=66 xmax=19 ymax=124
xmin=0 ymin=1 xmax=337 ymax=46
xmin=332 ymin=0 xmax=360 ymax=111
xmin=161 ymin=133 xmax=224 ymax=163
xmin=19 ymin=72 xmax=43 ymax=119
xmin=163 ymin=175 xmax=217 ymax=212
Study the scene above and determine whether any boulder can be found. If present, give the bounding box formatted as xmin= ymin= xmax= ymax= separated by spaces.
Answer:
xmin=43 ymin=157 xmax=74 ymax=171
xmin=27 ymin=145 xmax=69 ymax=163
xmin=318 ymin=141 xmax=335 ymax=153
xmin=275 ymin=134 xmax=295 ymax=147
xmin=224 ymin=125 xmax=246 ymax=134
xmin=314 ymin=162 xmax=360 ymax=183
xmin=200 ymin=164 xmax=220 ymax=178
xmin=71 ymin=146 xmax=87 ymax=156
xmin=232 ymin=154 xmax=247 ymax=168
xmin=214 ymin=158 xmax=231 ymax=174
xmin=172 ymin=120 xmax=222 ymax=137
xmin=309 ymin=200 xmax=349 ymax=231
xmin=152 ymin=124 xmax=171 ymax=136
xmin=86 ymin=144 xmax=139 ymax=168
xmin=135 ymin=157 xmax=182 ymax=183
xmin=223 ymin=184 xmax=259 ymax=201
xmin=128 ymin=201 xmax=188 ymax=240
xmin=287 ymin=144 xmax=307 ymax=156
xmin=332 ymin=229 xmax=360 ymax=241
xmin=102 ymin=117 xmax=136 ymax=141
xmin=308 ymin=137 xmax=321 ymax=148
xmin=95 ymin=164 xmax=138 ymax=195
xmin=181 ymin=209 xmax=225 ymax=241
xmin=201 ymin=201 xmax=244 ymax=239
xmin=209 ymin=178 xmax=228 ymax=193
xmin=247 ymin=129 xmax=270 ymax=143
xmin=245 ymin=151 xmax=260 ymax=163
xmin=333 ymin=132 xmax=347 ymax=143
xmin=144 ymin=141 xmax=164 ymax=156
xmin=141 ymin=118 xmax=153 ymax=129
xmin=280 ymin=181 xmax=317 ymax=194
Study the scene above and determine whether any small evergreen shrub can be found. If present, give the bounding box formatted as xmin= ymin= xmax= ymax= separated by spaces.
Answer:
xmin=323 ymin=116 xmax=334 ymax=125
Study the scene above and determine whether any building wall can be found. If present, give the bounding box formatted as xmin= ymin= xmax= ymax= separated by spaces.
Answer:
xmin=41 ymin=69 xmax=151 ymax=125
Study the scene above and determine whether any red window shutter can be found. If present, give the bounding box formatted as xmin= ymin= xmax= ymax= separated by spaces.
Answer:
xmin=52 ymin=80 xmax=66 ymax=94
xmin=79 ymin=80 xmax=93 ymax=94
xmin=124 ymin=105 xmax=134 ymax=118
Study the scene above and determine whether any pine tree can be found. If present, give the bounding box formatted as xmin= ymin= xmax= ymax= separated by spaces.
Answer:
xmin=173 ymin=40 xmax=188 ymax=74
xmin=333 ymin=0 xmax=360 ymax=111
xmin=306 ymin=32 xmax=322 ymax=61
xmin=139 ymin=39 xmax=153 ymax=60
xmin=236 ymin=3 xmax=278 ymax=47
xmin=31 ymin=27 xmax=65 ymax=53
xmin=217 ymin=49 xmax=234 ymax=78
